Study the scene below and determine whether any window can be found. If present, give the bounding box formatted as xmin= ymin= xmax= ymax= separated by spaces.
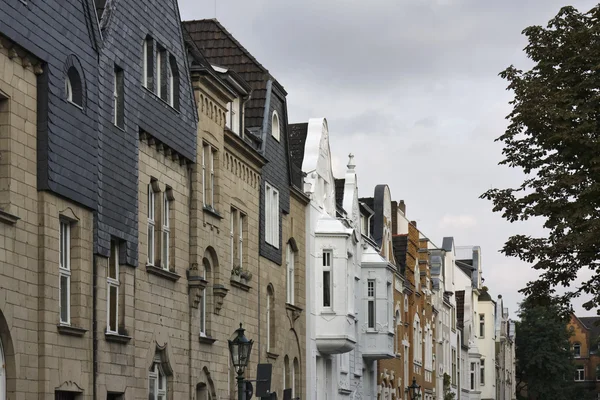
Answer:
xmin=156 ymin=49 xmax=163 ymax=97
xmin=107 ymin=240 xmax=119 ymax=334
xmin=161 ymin=192 xmax=171 ymax=270
xmin=480 ymin=359 xmax=485 ymax=386
xmin=226 ymin=98 xmax=240 ymax=134
xmin=575 ymin=366 xmax=585 ymax=381
xmin=479 ymin=314 xmax=485 ymax=338
xmin=574 ymin=343 xmax=581 ymax=357
xmin=230 ymin=208 xmax=246 ymax=269
xmin=113 ymin=66 xmax=124 ymax=128
xmin=202 ymin=143 xmax=216 ymax=208
xmin=286 ymin=244 xmax=295 ymax=304
xmin=143 ymin=37 xmax=154 ymax=89
xmin=66 ymin=67 xmax=83 ymax=107
xmin=293 ymin=358 xmax=300 ymax=398
xmin=271 ymin=111 xmax=280 ymax=141
xmin=265 ymin=183 xmax=279 ymax=247
xmin=59 ymin=221 xmax=71 ymax=325
xmin=367 ymin=279 xmax=376 ymax=329
xmin=168 ymin=56 xmax=179 ymax=110
xmin=167 ymin=60 xmax=173 ymax=106
xmin=596 ymin=365 xmax=600 ymax=381
xmin=415 ymin=261 xmax=420 ymax=292
xmin=452 ymin=349 xmax=457 ymax=384
xmin=322 ymin=251 xmax=332 ymax=309
xmin=199 ymin=260 xmax=208 ymax=337
xmin=470 ymin=362 xmax=476 ymax=390
xmin=267 ymin=286 xmax=275 ymax=351
xmin=451 ymin=307 xmax=456 ymax=330
xmin=284 ymin=356 xmax=290 ymax=389
xmin=147 ymin=183 xmax=156 ymax=265
xmin=149 ymin=359 xmax=167 ymax=400
xmin=55 ymin=391 xmax=78 ymax=400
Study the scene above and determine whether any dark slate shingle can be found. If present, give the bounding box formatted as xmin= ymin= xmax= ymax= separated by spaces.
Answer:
xmin=335 ymin=178 xmax=345 ymax=209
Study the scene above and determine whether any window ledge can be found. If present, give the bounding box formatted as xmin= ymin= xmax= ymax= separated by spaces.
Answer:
xmin=142 ymin=86 xmax=180 ymax=112
xmin=199 ymin=335 xmax=217 ymax=345
xmin=67 ymin=99 xmax=84 ymax=110
xmin=230 ymin=278 xmax=251 ymax=291
xmin=203 ymin=206 xmax=223 ymax=219
xmin=0 ymin=209 xmax=20 ymax=225
xmin=105 ymin=332 xmax=132 ymax=344
xmin=320 ymin=310 xmax=336 ymax=316
xmin=57 ymin=324 xmax=87 ymax=337
xmin=266 ymin=351 xmax=279 ymax=360
xmin=146 ymin=265 xmax=180 ymax=282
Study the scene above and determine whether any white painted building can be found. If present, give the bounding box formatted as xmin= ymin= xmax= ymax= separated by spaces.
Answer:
xmin=494 ymin=295 xmax=516 ymax=400
xmin=477 ymin=291 xmax=497 ymax=400
xmin=298 ymin=118 xmax=394 ymax=400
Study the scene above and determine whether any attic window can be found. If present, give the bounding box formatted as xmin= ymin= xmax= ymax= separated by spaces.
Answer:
xmin=66 ymin=67 xmax=83 ymax=107
xmin=271 ymin=111 xmax=280 ymax=141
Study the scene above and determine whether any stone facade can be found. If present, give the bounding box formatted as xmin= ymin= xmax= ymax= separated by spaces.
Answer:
xmin=568 ymin=314 xmax=600 ymax=399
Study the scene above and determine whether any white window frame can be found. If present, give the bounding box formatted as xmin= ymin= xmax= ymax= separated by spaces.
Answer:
xmin=480 ymin=314 xmax=485 ymax=338
xmin=286 ymin=244 xmax=295 ymax=304
xmin=147 ymin=183 xmax=155 ymax=266
xmin=226 ymin=98 xmax=240 ymax=134
xmin=480 ymin=359 xmax=485 ymax=386
xmin=230 ymin=208 xmax=235 ymax=268
xmin=322 ymin=250 xmax=332 ymax=309
xmin=59 ymin=221 xmax=71 ymax=325
xmin=162 ymin=192 xmax=170 ymax=271
xmin=149 ymin=361 xmax=167 ymax=400
xmin=143 ymin=39 xmax=149 ymax=88
xmin=238 ymin=212 xmax=244 ymax=269
xmin=575 ymin=366 xmax=585 ymax=382
xmin=167 ymin=60 xmax=173 ymax=106
xmin=470 ymin=362 xmax=476 ymax=390
xmin=271 ymin=110 xmax=280 ymax=141
xmin=156 ymin=50 xmax=162 ymax=97
xmin=107 ymin=240 xmax=119 ymax=334
xmin=66 ymin=77 xmax=73 ymax=102
xmin=265 ymin=183 xmax=279 ymax=247
xmin=113 ymin=71 xmax=119 ymax=126
xmin=266 ymin=290 xmax=273 ymax=351
xmin=367 ymin=279 xmax=376 ymax=329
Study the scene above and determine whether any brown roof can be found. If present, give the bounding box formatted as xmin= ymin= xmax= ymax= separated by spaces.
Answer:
xmin=579 ymin=316 xmax=600 ymax=340
xmin=183 ymin=19 xmax=283 ymax=129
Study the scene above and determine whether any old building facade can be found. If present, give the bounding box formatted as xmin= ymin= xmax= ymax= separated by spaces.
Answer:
xmin=568 ymin=314 xmax=600 ymax=399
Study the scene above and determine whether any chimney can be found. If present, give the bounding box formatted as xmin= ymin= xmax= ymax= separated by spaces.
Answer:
xmin=391 ymin=201 xmax=398 ymax=235
xmin=398 ymin=200 xmax=406 ymax=216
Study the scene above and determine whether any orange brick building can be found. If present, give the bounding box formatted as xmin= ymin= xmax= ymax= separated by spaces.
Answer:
xmin=568 ymin=314 xmax=600 ymax=398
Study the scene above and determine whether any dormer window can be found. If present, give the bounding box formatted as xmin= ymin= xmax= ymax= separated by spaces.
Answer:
xmin=226 ymin=97 xmax=240 ymax=134
xmin=66 ymin=67 xmax=83 ymax=107
xmin=271 ymin=111 xmax=280 ymax=141
xmin=142 ymin=37 xmax=179 ymax=109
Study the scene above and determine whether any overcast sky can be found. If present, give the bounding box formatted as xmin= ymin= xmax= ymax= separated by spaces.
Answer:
xmin=179 ymin=0 xmax=599 ymax=318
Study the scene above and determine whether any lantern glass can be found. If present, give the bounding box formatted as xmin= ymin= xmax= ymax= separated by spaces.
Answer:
xmin=228 ymin=323 xmax=254 ymax=374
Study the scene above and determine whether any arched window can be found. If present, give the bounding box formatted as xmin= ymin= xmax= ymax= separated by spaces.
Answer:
xmin=271 ymin=111 xmax=280 ymax=141
xmin=284 ymin=355 xmax=290 ymax=391
xmin=200 ymin=257 xmax=210 ymax=337
xmin=66 ymin=66 xmax=83 ymax=107
xmin=148 ymin=349 xmax=172 ymax=400
xmin=200 ymin=247 xmax=218 ymax=339
xmin=293 ymin=357 xmax=300 ymax=398
xmin=286 ymin=244 xmax=295 ymax=305
xmin=267 ymin=285 xmax=275 ymax=351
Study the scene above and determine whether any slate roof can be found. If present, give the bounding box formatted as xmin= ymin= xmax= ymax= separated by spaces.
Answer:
xmin=393 ymin=235 xmax=408 ymax=276
xmin=479 ymin=291 xmax=493 ymax=302
xmin=335 ymin=178 xmax=345 ymax=209
xmin=456 ymin=290 xmax=465 ymax=328
xmin=288 ymin=123 xmax=308 ymax=188
xmin=442 ymin=237 xmax=454 ymax=252
xmin=183 ymin=19 xmax=285 ymax=129
xmin=580 ymin=316 xmax=600 ymax=339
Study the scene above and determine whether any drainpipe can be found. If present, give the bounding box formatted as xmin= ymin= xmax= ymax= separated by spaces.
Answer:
xmin=187 ymin=164 xmax=193 ymax=399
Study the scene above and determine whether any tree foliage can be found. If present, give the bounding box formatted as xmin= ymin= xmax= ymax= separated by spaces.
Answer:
xmin=443 ymin=373 xmax=455 ymax=400
xmin=482 ymin=4 xmax=600 ymax=311
xmin=515 ymin=296 xmax=580 ymax=400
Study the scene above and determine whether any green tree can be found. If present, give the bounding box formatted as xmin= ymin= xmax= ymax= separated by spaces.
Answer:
xmin=443 ymin=373 xmax=455 ymax=400
xmin=481 ymin=4 xmax=600 ymax=311
xmin=515 ymin=295 xmax=579 ymax=400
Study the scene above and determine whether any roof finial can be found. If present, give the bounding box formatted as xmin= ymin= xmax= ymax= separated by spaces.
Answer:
xmin=347 ymin=153 xmax=355 ymax=170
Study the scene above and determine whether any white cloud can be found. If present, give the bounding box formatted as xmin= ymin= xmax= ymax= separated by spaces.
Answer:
xmin=438 ymin=214 xmax=478 ymax=230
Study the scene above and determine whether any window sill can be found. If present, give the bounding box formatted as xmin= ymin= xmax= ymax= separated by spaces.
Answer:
xmin=142 ymin=86 xmax=180 ymax=113
xmin=0 ymin=209 xmax=20 ymax=225
xmin=199 ymin=335 xmax=217 ymax=345
xmin=146 ymin=265 xmax=180 ymax=282
xmin=203 ymin=206 xmax=223 ymax=219
xmin=57 ymin=324 xmax=87 ymax=337
xmin=266 ymin=351 xmax=279 ymax=360
xmin=105 ymin=332 xmax=132 ymax=344
xmin=230 ymin=278 xmax=251 ymax=291
xmin=320 ymin=310 xmax=335 ymax=316
xmin=67 ymin=99 xmax=84 ymax=110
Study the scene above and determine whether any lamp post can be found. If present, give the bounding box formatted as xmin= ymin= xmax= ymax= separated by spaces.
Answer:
xmin=228 ymin=323 xmax=254 ymax=400
xmin=408 ymin=377 xmax=421 ymax=400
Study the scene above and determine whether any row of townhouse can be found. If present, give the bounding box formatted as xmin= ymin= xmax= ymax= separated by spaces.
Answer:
xmin=0 ymin=1 xmax=516 ymax=399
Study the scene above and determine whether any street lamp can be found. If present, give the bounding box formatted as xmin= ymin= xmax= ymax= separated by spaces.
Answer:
xmin=228 ymin=323 xmax=254 ymax=400
xmin=408 ymin=377 xmax=421 ymax=400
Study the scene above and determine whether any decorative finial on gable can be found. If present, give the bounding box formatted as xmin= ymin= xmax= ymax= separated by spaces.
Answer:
xmin=347 ymin=153 xmax=355 ymax=170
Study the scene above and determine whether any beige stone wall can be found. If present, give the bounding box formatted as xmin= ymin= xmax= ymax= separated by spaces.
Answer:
xmin=0 ymin=42 xmax=95 ymax=400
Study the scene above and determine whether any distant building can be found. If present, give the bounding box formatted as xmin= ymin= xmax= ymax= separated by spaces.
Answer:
xmin=568 ymin=314 xmax=600 ymax=399
xmin=494 ymin=295 xmax=516 ymax=400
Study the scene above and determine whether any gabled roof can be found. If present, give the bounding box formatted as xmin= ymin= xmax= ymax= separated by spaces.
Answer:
xmin=183 ymin=19 xmax=285 ymax=129
xmin=335 ymin=179 xmax=345 ymax=210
